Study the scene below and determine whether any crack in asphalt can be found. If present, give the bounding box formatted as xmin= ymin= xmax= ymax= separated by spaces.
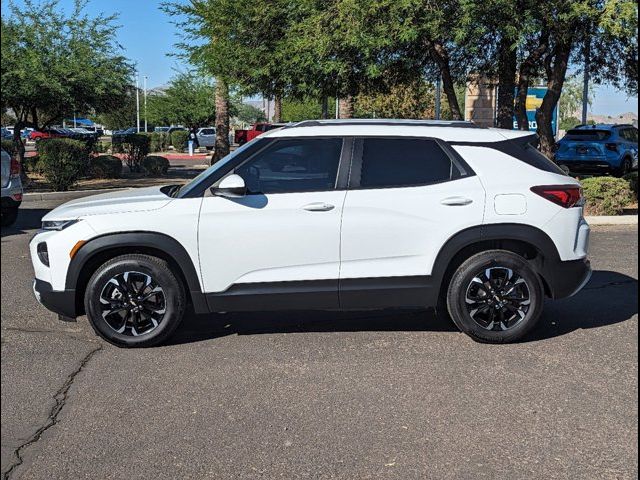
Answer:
xmin=2 ymin=344 xmax=102 ymax=480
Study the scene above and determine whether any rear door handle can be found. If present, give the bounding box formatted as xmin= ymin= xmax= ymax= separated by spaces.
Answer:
xmin=441 ymin=197 xmax=473 ymax=206
xmin=302 ymin=202 xmax=335 ymax=212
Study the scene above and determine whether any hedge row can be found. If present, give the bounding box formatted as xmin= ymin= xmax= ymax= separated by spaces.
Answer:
xmin=17 ymin=138 xmax=171 ymax=190
xmin=581 ymin=176 xmax=636 ymax=216
xmin=111 ymin=131 xmax=187 ymax=154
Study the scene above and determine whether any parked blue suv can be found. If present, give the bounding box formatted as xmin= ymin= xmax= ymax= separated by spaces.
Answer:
xmin=555 ymin=124 xmax=638 ymax=176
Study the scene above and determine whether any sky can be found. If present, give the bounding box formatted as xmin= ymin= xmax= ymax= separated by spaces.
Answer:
xmin=3 ymin=0 xmax=638 ymax=116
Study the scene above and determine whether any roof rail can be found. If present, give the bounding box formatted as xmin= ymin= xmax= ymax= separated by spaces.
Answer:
xmin=284 ymin=119 xmax=481 ymax=129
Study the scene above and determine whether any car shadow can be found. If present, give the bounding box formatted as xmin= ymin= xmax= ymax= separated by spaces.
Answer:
xmin=525 ymin=270 xmax=638 ymax=342
xmin=167 ymin=307 xmax=457 ymax=346
xmin=0 ymin=208 xmax=50 ymax=238
xmin=167 ymin=270 xmax=638 ymax=346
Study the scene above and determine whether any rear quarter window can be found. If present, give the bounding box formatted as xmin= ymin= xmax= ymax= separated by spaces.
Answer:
xmin=451 ymin=134 xmax=567 ymax=175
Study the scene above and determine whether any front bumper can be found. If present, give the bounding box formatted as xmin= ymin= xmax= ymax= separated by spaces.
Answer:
xmin=542 ymin=258 xmax=592 ymax=299
xmin=33 ymin=279 xmax=77 ymax=318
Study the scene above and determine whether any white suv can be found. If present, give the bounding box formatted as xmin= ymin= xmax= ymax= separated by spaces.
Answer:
xmin=30 ymin=120 xmax=591 ymax=347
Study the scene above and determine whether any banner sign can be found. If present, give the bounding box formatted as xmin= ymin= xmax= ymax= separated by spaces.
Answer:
xmin=512 ymin=87 xmax=558 ymax=135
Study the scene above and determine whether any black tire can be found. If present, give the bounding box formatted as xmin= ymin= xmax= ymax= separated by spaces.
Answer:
xmin=615 ymin=157 xmax=632 ymax=177
xmin=1 ymin=208 xmax=19 ymax=227
xmin=84 ymin=254 xmax=186 ymax=347
xmin=446 ymin=250 xmax=544 ymax=343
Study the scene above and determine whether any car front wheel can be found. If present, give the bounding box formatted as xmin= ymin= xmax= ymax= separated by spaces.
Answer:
xmin=84 ymin=254 xmax=186 ymax=347
xmin=446 ymin=250 xmax=544 ymax=343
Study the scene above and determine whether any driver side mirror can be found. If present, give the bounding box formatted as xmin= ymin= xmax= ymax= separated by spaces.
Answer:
xmin=211 ymin=174 xmax=247 ymax=198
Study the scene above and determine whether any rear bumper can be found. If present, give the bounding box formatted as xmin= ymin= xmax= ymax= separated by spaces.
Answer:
xmin=1 ymin=196 xmax=21 ymax=210
xmin=542 ymin=258 xmax=592 ymax=299
xmin=33 ymin=279 xmax=77 ymax=318
xmin=555 ymin=159 xmax=616 ymax=174
xmin=1 ymin=177 xmax=23 ymax=208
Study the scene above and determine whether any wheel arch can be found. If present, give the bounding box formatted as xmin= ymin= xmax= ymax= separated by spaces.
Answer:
xmin=67 ymin=232 xmax=208 ymax=316
xmin=432 ymin=224 xmax=561 ymax=299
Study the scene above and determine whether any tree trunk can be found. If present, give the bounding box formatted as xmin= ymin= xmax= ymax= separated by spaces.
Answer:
xmin=338 ymin=97 xmax=355 ymax=119
xmin=273 ymin=95 xmax=282 ymax=123
xmin=12 ymin=122 xmax=26 ymax=166
xmin=496 ymin=36 xmax=517 ymax=129
xmin=536 ymin=38 xmax=573 ymax=158
xmin=514 ymin=74 xmax=531 ymax=131
xmin=515 ymin=33 xmax=549 ymax=130
xmin=213 ymin=79 xmax=230 ymax=165
xmin=430 ymin=42 xmax=463 ymax=120
xmin=321 ymin=96 xmax=329 ymax=119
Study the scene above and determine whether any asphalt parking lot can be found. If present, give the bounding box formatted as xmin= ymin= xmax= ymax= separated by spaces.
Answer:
xmin=1 ymin=200 xmax=638 ymax=480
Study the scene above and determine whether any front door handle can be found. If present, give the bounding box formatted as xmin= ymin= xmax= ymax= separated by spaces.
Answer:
xmin=441 ymin=197 xmax=473 ymax=206
xmin=302 ymin=202 xmax=335 ymax=212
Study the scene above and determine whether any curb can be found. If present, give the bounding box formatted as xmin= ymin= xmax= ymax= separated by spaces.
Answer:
xmin=585 ymin=215 xmax=638 ymax=225
xmin=22 ymin=188 xmax=128 ymax=203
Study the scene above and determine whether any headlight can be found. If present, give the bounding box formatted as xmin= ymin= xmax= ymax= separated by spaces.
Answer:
xmin=41 ymin=219 xmax=80 ymax=231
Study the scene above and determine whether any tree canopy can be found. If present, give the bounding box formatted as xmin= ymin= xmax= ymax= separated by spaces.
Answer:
xmin=146 ymin=72 xmax=216 ymax=128
xmin=1 ymin=0 xmax=133 ymax=158
xmin=165 ymin=0 xmax=637 ymax=157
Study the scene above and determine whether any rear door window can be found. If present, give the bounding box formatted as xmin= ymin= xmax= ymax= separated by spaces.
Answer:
xmin=358 ymin=138 xmax=454 ymax=188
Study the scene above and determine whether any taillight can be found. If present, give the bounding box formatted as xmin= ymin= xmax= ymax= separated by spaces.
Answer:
xmin=605 ymin=143 xmax=618 ymax=152
xmin=10 ymin=157 xmax=21 ymax=176
xmin=531 ymin=185 xmax=583 ymax=208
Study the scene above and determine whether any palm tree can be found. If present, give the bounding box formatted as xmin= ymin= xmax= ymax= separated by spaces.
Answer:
xmin=213 ymin=79 xmax=230 ymax=164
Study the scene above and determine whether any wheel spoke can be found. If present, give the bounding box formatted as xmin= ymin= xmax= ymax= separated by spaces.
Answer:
xmin=465 ymin=266 xmax=531 ymax=332
xmin=99 ymin=271 xmax=166 ymax=337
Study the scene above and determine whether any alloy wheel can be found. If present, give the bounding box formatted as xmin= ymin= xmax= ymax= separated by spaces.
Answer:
xmin=464 ymin=267 xmax=531 ymax=331
xmin=99 ymin=271 xmax=166 ymax=336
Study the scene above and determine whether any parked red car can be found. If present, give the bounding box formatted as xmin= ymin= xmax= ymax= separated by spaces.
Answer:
xmin=234 ymin=123 xmax=286 ymax=145
xmin=28 ymin=128 xmax=66 ymax=142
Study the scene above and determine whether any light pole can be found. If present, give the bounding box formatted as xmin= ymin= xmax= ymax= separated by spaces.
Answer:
xmin=144 ymin=75 xmax=148 ymax=133
xmin=582 ymin=38 xmax=591 ymax=125
xmin=135 ymin=73 xmax=140 ymax=133
xmin=435 ymin=77 xmax=442 ymax=120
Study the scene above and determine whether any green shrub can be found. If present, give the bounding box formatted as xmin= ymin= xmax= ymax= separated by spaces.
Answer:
xmin=170 ymin=130 xmax=190 ymax=150
xmin=623 ymin=171 xmax=638 ymax=199
xmin=82 ymin=135 xmax=97 ymax=153
xmin=92 ymin=140 xmax=110 ymax=154
xmin=149 ymin=132 xmax=169 ymax=153
xmin=111 ymin=138 xmax=124 ymax=154
xmin=120 ymin=134 xmax=150 ymax=172
xmin=581 ymin=176 xmax=635 ymax=215
xmin=37 ymin=138 xmax=88 ymax=191
xmin=142 ymin=155 xmax=170 ymax=175
xmin=89 ymin=155 xmax=123 ymax=179
xmin=22 ymin=155 xmax=44 ymax=174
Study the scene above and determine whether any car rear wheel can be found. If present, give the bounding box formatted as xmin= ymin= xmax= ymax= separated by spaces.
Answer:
xmin=446 ymin=250 xmax=544 ymax=343
xmin=615 ymin=157 xmax=632 ymax=177
xmin=84 ymin=254 xmax=186 ymax=347
xmin=1 ymin=207 xmax=18 ymax=227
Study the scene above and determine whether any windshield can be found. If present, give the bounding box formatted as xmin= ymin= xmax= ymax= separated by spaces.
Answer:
xmin=176 ymin=140 xmax=261 ymax=198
